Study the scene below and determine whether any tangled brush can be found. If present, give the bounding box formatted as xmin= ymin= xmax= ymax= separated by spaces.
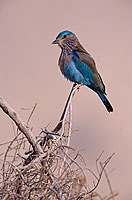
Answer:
xmin=0 ymin=84 xmax=118 ymax=199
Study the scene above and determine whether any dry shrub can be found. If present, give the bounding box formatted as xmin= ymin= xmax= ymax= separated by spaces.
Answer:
xmin=0 ymin=85 xmax=118 ymax=199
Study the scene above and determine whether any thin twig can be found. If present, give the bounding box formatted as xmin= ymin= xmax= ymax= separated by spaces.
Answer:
xmin=100 ymin=163 xmax=115 ymax=200
xmin=27 ymin=103 xmax=37 ymax=125
xmin=77 ymin=153 xmax=115 ymax=199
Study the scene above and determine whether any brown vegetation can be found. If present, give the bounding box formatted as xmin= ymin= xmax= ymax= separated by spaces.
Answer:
xmin=0 ymin=84 xmax=118 ymax=199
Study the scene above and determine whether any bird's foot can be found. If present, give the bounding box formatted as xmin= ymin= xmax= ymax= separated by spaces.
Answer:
xmin=73 ymin=83 xmax=83 ymax=91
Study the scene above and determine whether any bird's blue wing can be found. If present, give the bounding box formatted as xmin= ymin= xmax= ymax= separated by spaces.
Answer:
xmin=62 ymin=50 xmax=97 ymax=87
xmin=71 ymin=51 xmax=94 ymax=84
xmin=63 ymin=51 xmax=95 ymax=86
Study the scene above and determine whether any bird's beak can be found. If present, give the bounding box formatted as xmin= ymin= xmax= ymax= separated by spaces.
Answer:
xmin=52 ymin=39 xmax=59 ymax=44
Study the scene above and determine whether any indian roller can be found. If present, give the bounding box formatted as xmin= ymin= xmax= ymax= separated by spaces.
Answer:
xmin=52 ymin=30 xmax=113 ymax=112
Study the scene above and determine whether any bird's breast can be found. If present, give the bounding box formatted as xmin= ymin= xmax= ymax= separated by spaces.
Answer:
xmin=58 ymin=52 xmax=65 ymax=73
xmin=58 ymin=52 xmax=72 ymax=73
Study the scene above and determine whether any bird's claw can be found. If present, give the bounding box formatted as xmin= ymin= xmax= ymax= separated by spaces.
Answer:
xmin=73 ymin=83 xmax=83 ymax=91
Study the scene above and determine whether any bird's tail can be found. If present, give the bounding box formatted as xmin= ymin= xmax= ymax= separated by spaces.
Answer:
xmin=96 ymin=90 xmax=113 ymax=112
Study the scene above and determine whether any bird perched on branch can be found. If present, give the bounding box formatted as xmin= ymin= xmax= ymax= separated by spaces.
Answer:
xmin=52 ymin=30 xmax=113 ymax=112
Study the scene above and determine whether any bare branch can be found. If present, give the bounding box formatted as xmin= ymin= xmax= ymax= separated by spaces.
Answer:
xmin=0 ymin=97 xmax=43 ymax=153
xmin=52 ymin=83 xmax=81 ymax=133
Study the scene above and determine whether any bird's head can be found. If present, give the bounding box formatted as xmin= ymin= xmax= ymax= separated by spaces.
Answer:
xmin=52 ymin=30 xmax=78 ymax=51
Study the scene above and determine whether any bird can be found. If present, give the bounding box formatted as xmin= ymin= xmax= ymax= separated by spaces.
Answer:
xmin=52 ymin=30 xmax=113 ymax=112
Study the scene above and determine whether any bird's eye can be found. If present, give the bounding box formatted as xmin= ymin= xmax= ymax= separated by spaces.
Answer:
xmin=62 ymin=34 xmax=67 ymax=39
